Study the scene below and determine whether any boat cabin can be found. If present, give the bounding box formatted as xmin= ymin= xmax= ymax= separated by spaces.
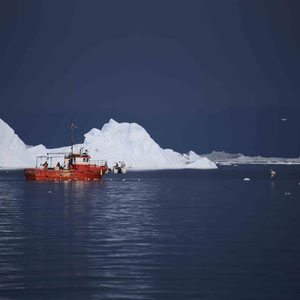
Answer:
xmin=37 ymin=148 xmax=107 ymax=170
xmin=65 ymin=149 xmax=90 ymax=167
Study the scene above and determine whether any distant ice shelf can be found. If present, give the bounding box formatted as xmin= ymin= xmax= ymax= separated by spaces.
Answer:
xmin=202 ymin=151 xmax=300 ymax=165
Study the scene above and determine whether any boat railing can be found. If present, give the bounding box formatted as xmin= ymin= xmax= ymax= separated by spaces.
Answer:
xmin=89 ymin=160 xmax=108 ymax=167
xmin=36 ymin=155 xmax=65 ymax=168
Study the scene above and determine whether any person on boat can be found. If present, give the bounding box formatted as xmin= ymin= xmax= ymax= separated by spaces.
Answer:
xmin=56 ymin=162 xmax=61 ymax=170
xmin=43 ymin=161 xmax=48 ymax=169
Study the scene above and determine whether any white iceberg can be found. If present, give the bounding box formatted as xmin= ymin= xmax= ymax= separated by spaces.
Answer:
xmin=82 ymin=119 xmax=217 ymax=169
xmin=0 ymin=118 xmax=217 ymax=170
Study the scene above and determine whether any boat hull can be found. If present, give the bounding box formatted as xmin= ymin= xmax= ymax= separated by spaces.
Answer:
xmin=24 ymin=167 xmax=108 ymax=181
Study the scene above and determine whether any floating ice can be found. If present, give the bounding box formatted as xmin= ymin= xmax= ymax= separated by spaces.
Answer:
xmin=203 ymin=151 xmax=300 ymax=165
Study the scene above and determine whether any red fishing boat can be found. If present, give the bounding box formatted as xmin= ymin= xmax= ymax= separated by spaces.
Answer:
xmin=24 ymin=124 xmax=108 ymax=181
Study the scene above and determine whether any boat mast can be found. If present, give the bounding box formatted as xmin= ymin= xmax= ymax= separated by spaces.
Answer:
xmin=71 ymin=122 xmax=76 ymax=154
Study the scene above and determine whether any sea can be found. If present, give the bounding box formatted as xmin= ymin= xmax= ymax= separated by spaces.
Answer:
xmin=0 ymin=165 xmax=299 ymax=300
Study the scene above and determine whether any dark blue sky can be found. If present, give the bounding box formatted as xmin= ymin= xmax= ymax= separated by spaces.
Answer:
xmin=1 ymin=0 xmax=300 ymax=157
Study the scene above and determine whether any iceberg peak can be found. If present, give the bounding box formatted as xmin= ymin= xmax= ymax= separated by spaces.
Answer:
xmin=0 ymin=119 xmax=35 ymax=168
xmin=0 ymin=119 xmax=26 ymax=150
xmin=108 ymin=118 xmax=118 ymax=124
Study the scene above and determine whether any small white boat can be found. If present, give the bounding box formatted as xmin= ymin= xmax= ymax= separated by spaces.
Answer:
xmin=113 ymin=161 xmax=126 ymax=174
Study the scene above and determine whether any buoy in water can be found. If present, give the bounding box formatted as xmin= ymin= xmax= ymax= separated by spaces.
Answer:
xmin=270 ymin=169 xmax=276 ymax=178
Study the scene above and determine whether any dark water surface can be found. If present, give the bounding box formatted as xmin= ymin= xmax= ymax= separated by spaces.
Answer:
xmin=0 ymin=166 xmax=300 ymax=299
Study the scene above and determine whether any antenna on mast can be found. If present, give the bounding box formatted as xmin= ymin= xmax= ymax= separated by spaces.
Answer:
xmin=71 ymin=121 xmax=77 ymax=153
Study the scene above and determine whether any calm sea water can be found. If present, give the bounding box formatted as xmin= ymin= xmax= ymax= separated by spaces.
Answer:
xmin=0 ymin=166 xmax=300 ymax=299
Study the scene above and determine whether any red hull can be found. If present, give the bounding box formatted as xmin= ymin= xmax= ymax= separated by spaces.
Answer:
xmin=24 ymin=166 xmax=108 ymax=181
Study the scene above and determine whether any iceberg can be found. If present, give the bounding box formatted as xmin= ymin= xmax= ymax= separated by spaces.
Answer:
xmin=82 ymin=119 xmax=217 ymax=169
xmin=0 ymin=118 xmax=217 ymax=170
xmin=203 ymin=151 xmax=300 ymax=165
